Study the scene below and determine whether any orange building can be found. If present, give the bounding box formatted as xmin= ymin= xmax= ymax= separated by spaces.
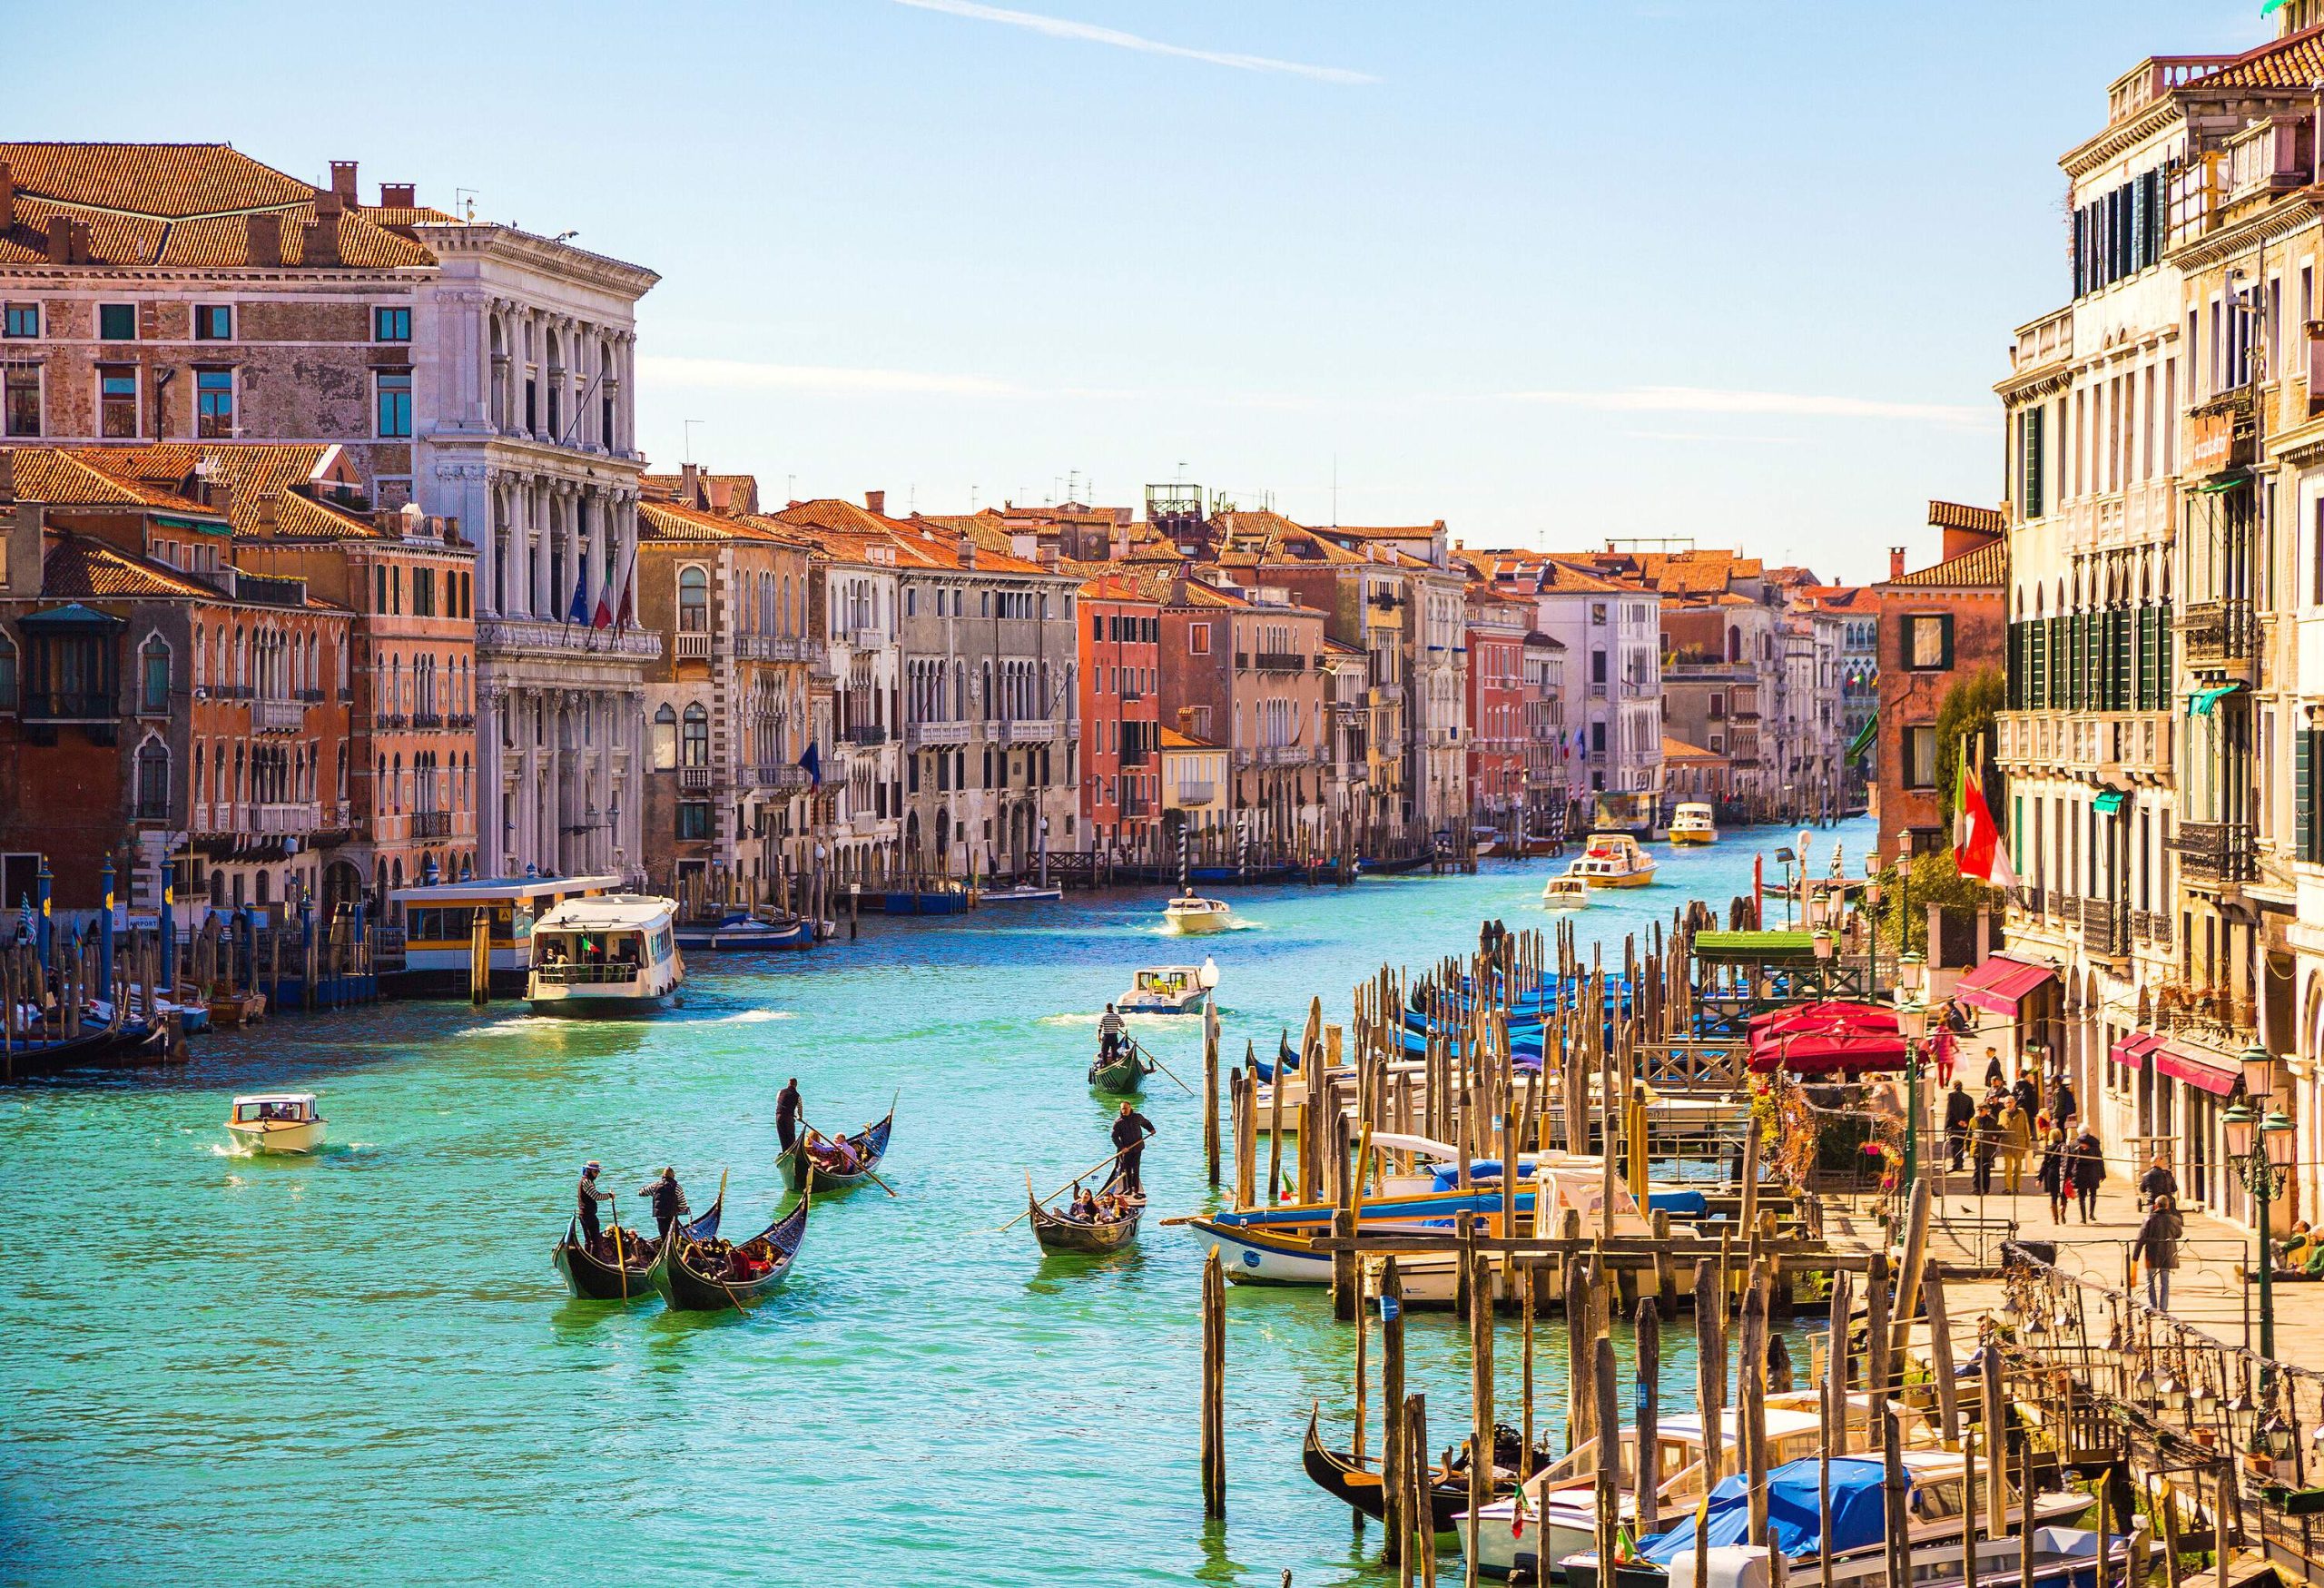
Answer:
xmin=1078 ymin=576 xmax=1160 ymax=854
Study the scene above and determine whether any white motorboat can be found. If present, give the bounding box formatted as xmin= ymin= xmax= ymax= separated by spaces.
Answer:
xmin=981 ymin=884 xmax=1063 ymax=905
xmin=1669 ymin=802 xmax=1718 ymax=846
xmin=1117 ymin=957 xmax=1219 ymax=1014
xmin=1563 ymin=832 xmax=1658 ymax=888
xmin=527 ymin=894 xmax=685 ymax=1014
xmin=1161 ymin=893 xmax=1234 ymax=934
xmin=226 ymin=1092 xmax=325 ymax=1155
xmin=1541 ymin=875 xmax=1591 ymax=910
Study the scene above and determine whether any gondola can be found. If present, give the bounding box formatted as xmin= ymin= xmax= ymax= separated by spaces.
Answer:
xmin=1086 ymin=1043 xmax=1152 ymax=1094
xmin=554 ymin=1187 xmax=724 ymax=1301
xmin=649 ymin=1193 xmax=809 ymax=1312
xmin=777 ymin=1102 xmax=894 ymax=1193
xmin=1300 ymin=1405 xmax=1540 ymax=1533
xmin=1026 ymin=1173 xmax=1144 ymax=1255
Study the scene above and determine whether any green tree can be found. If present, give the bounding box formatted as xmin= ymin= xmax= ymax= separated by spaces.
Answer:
xmin=1868 ymin=849 xmax=2004 ymax=954
xmin=1933 ymin=666 xmax=2004 ymax=805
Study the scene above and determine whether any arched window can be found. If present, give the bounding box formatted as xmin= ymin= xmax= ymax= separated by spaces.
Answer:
xmin=135 ymin=737 xmax=170 ymax=820
xmin=137 ymin=636 xmax=171 ymax=715
xmin=651 ymin=705 xmax=677 ymax=770
xmin=681 ymin=703 xmax=709 ymax=767
xmin=678 ymin=566 xmax=709 ymax=633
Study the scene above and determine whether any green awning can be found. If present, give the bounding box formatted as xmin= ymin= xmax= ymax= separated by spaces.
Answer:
xmin=2191 ymin=475 xmax=2250 ymax=494
xmin=2093 ymin=790 xmax=2126 ymax=815
xmin=2265 ymin=0 xmax=2290 ymax=14
xmin=1845 ymin=710 xmax=1879 ymax=760
xmin=2189 ymin=682 xmax=2245 ymax=717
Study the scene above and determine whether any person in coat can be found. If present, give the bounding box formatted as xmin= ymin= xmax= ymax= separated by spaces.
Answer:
xmin=2132 ymin=1193 xmax=2184 ymax=1312
xmin=1971 ymin=1104 xmax=2002 ymax=1197
xmin=1998 ymin=1098 xmax=2034 ymax=1195
xmin=2035 ymin=1129 xmax=2070 ymax=1221
xmin=639 ymin=1167 xmax=690 ymax=1238
xmin=2070 ymin=1129 xmax=2105 ymax=1222
xmin=1944 ymin=1081 xmax=1976 ymax=1173
xmin=2138 ymin=1155 xmax=2179 ymax=1211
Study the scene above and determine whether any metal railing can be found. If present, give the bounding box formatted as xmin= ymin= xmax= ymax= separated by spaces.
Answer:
xmin=845 ymin=724 xmax=889 ymax=746
xmin=251 ymin=697 xmax=306 ymax=732
xmin=2181 ymin=597 xmax=2258 ymax=666
xmin=2174 ymin=819 xmax=2257 ymax=884
xmin=531 ymin=962 xmax=639 ymax=987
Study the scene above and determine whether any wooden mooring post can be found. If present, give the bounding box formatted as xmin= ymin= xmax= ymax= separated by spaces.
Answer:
xmin=1201 ymin=1244 xmax=1226 ymax=1519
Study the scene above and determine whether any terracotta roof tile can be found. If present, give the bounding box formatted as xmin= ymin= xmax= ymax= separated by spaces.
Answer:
xmin=54 ymin=443 xmax=388 ymax=541
xmin=1927 ymin=500 xmax=2006 ymax=536
xmin=42 ymin=533 xmax=221 ymax=600
xmin=2182 ymin=25 xmax=2324 ymax=91
xmin=1883 ymin=538 xmax=2007 ymax=589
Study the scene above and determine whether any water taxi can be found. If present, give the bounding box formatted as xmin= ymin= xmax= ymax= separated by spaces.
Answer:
xmin=1161 ymin=893 xmax=1234 ymax=934
xmin=1541 ymin=875 xmax=1591 ymax=910
xmin=1669 ymin=801 xmax=1718 ymax=846
xmin=390 ymin=873 xmax=627 ymax=992
xmin=526 ymin=894 xmax=685 ymax=1015
xmin=1563 ymin=832 xmax=1658 ymax=888
xmin=226 ymin=1092 xmax=326 ymax=1155
xmin=1117 ymin=957 xmax=1218 ymax=1014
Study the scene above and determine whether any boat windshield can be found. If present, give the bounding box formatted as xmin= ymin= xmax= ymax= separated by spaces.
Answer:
xmin=535 ymin=931 xmax=645 ymax=968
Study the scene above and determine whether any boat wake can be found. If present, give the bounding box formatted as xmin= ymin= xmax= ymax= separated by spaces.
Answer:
xmin=701 ymin=1009 xmax=794 ymax=1024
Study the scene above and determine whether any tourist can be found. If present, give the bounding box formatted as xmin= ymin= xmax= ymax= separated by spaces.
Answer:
xmin=1098 ymin=1002 xmax=1126 ymax=1061
xmin=2070 ymin=1129 xmax=2105 ymax=1222
xmin=1069 ymin=1184 xmax=1098 ymax=1222
xmin=1944 ymin=1081 xmax=1974 ymax=1172
xmin=2133 ymin=1193 xmax=2184 ymax=1312
xmin=1971 ymin=1105 xmax=2000 ymax=1197
xmin=2138 ymin=1155 xmax=2178 ymax=1211
xmin=2011 ymin=1070 xmax=2040 ymax=1122
xmin=1111 ymin=1100 xmax=1157 ymax=1197
xmin=2036 ymin=1129 xmax=2070 ymax=1221
xmin=640 ymin=1167 xmax=690 ymax=1238
xmin=577 ymin=1161 xmax=615 ymax=1251
xmin=2049 ymin=1073 xmax=2078 ymax=1131
xmin=1931 ymin=1022 xmax=1957 ymax=1087
xmin=1984 ymin=1047 xmax=2006 ymax=1090
xmin=775 ymin=1078 xmax=803 ymax=1153
xmin=1998 ymin=1095 xmax=2034 ymax=1195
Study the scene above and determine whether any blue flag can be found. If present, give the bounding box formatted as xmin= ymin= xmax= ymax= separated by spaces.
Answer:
xmin=797 ymin=741 xmax=822 ymax=788
xmin=566 ymin=567 xmax=589 ymax=626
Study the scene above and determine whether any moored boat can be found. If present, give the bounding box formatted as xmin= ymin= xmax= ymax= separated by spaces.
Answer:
xmin=650 ymin=1195 xmax=810 ymax=1312
xmin=776 ymin=1106 xmax=895 ymax=1193
xmin=1303 ymin=1406 xmax=1543 ymax=1534
xmin=225 ymin=1092 xmax=325 ymax=1154
xmin=554 ymin=1189 xmax=725 ymax=1301
xmin=526 ymin=894 xmax=685 ymax=1014
xmin=1026 ymin=1176 xmax=1144 ymax=1255
xmin=980 ymin=884 xmax=1063 ymax=905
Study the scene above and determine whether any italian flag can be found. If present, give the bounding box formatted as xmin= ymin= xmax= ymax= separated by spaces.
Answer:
xmin=1953 ymin=758 xmax=2017 ymax=889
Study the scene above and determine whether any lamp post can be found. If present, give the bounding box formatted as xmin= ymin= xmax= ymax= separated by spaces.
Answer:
xmin=2222 ymin=1039 xmax=2298 ymax=1381
xmin=1899 ymin=991 xmax=1929 ymax=1192
xmin=1863 ymin=859 xmax=1883 ymax=999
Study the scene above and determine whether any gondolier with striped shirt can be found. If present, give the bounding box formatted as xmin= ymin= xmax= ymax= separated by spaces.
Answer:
xmin=577 ymin=1162 xmax=615 ymax=1249
xmin=1109 ymin=1101 xmax=1156 ymax=1198
xmin=640 ymin=1167 xmax=690 ymax=1238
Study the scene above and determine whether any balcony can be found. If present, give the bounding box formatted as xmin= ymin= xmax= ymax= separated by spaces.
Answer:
xmin=1251 ymin=651 xmax=1307 ymax=673
xmin=905 ymin=720 xmax=972 ymax=749
xmin=2185 ymin=387 xmax=2257 ymax=477
xmin=23 ymin=689 xmax=114 ymax=724
xmin=679 ymin=765 xmax=714 ymax=792
xmin=251 ymin=802 xmax=320 ymax=834
xmin=478 ymin=616 xmax=661 ymax=662
xmin=412 ymin=710 xmax=444 ymax=730
xmin=411 ymin=810 xmax=453 ymax=839
xmin=751 ymin=764 xmax=813 ymax=791
xmin=845 ymin=724 xmax=889 ymax=747
xmin=2132 ymin=908 xmax=2175 ymax=951
xmin=2173 ymin=819 xmax=2256 ymax=886
xmin=1120 ymin=786 xmax=1151 ymax=817
xmin=251 ymin=697 xmax=306 ymax=733
xmin=674 ymin=632 xmax=712 ymax=661
xmin=1172 ymin=781 xmax=1217 ymax=806
xmin=1119 ymin=743 xmax=1152 ymax=768
xmin=735 ymin=634 xmax=809 ymax=663
xmin=2180 ymin=598 xmax=2257 ymax=671
xmin=2078 ymin=896 xmax=2128 ymax=960
xmin=1000 ymin=720 xmax=1056 ymax=744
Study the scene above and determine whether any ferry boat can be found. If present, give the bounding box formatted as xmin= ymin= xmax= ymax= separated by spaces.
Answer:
xmin=1118 ymin=957 xmax=1219 ymax=1014
xmin=1563 ymin=833 xmax=1658 ymax=888
xmin=1541 ymin=875 xmax=1591 ymax=910
xmin=226 ymin=1092 xmax=326 ymax=1155
xmin=526 ymin=894 xmax=685 ymax=1015
xmin=1161 ymin=893 xmax=1234 ymax=934
xmin=1669 ymin=802 xmax=1718 ymax=846
xmin=391 ymin=873 xmax=627 ymax=991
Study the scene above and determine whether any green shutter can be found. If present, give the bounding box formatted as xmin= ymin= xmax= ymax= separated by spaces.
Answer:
xmin=2136 ymin=607 xmax=2156 ymax=711
xmin=2159 ymin=613 xmax=2172 ymax=706
xmin=2024 ymin=409 xmax=2046 ymax=519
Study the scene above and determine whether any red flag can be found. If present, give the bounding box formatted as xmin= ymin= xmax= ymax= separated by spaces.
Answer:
xmin=1952 ymin=758 xmax=2017 ymax=889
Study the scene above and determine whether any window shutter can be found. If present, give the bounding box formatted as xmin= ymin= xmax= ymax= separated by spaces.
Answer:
xmin=2073 ymin=210 xmax=2086 ymax=298
xmin=1939 ymin=612 xmax=1955 ymax=671
xmin=2299 ymin=730 xmax=2315 ymax=863
xmin=2024 ymin=409 xmax=2046 ymax=518
xmin=2158 ymin=615 xmax=2172 ymax=706
xmin=2136 ymin=607 xmax=2155 ymax=711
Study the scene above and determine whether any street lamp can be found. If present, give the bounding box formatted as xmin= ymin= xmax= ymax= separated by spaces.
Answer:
xmin=2222 ymin=1040 xmax=2298 ymax=1380
xmin=1899 ymin=992 xmax=1930 ymax=1190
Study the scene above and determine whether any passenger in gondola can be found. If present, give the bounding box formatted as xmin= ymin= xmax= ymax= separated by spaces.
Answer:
xmin=775 ymin=1078 xmax=803 ymax=1152
xmin=1069 ymin=1184 xmax=1098 ymax=1222
xmin=577 ymin=1161 xmax=615 ymax=1254
xmin=1110 ymin=1101 xmax=1156 ymax=1198
xmin=640 ymin=1167 xmax=690 ymax=1238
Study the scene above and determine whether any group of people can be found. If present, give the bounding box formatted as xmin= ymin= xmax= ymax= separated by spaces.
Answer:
xmin=1940 ymin=1048 xmax=2096 ymax=1213
xmin=779 ymin=1075 xmax=869 ymax=1175
xmin=575 ymin=1161 xmax=694 ymax=1260
xmin=1062 ymin=1183 xmax=1137 ymax=1224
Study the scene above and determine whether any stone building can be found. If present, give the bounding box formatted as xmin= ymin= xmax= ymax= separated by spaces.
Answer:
xmin=1156 ymin=576 xmax=1327 ymax=845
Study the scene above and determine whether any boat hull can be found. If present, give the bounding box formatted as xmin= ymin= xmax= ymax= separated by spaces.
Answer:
xmin=1162 ymin=910 xmax=1230 ymax=935
xmin=1186 ymin=1218 xmax=1334 ymax=1284
xmin=651 ymin=1198 xmax=809 ymax=1313
xmin=1303 ymin=1408 xmax=1469 ymax=1532
xmin=1029 ymin=1195 xmax=1143 ymax=1254
xmin=526 ymin=988 xmax=675 ymax=1017
xmin=1667 ymin=830 xmax=1717 ymax=847
xmin=555 ymin=1202 xmax=724 ymax=1300
xmin=776 ymin=1111 xmax=893 ymax=1193
xmin=1087 ymin=1054 xmax=1149 ymax=1093
xmin=226 ymin=1119 xmax=326 ymax=1155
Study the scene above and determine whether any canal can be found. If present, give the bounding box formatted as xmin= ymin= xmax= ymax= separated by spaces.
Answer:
xmin=0 ymin=818 xmax=1870 ymax=1584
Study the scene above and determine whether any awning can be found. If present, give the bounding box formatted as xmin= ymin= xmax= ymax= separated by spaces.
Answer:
xmin=1953 ymin=954 xmax=2058 ymax=1016
xmin=1748 ymin=1000 xmax=1899 ymax=1040
xmin=1748 ymin=1030 xmax=1909 ymax=1074
xmin=2093 ymin=790 xmax=2126 ymax=815
xmin=2189 ymin=683 xmax=2245 ymax=717
xmin=2108 ymin=1031 xmax=2163 ymax=1067
xmin=1845 ymin=710 xmax=1879 ymax=761
xmin=2191 ymin=473 xmax=2250 ymax=494
xmin=2156 ymin=1041 xmax=2240 ymax=1097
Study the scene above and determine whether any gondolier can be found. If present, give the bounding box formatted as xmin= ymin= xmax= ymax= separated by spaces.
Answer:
xmin=775 ymin=1078 xmax=803 ymax=1152
xmin=1098 ymin=1003 xmax=1126 ymax=1060
xmin=577 ymin=1161 xmax=615 ymax=1248
xmin=1109 ymin=1101 xmax=1155 ymax=1197
xmin=640 ymin=1167 xmax=690 ymax=1238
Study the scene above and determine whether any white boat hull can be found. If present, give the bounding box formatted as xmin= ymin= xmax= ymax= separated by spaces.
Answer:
xmin=1187 ymin=1221 xmax=1334 ymax=1284
xmin=1162 ymin=902 xmax=1232 ymax=934
xmin=226 ymin=1119 xmax=326 ymax=1155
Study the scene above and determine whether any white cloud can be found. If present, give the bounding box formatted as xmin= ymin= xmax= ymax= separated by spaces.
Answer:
xmin=890 ymin=0 xmax=1378 ymax=84
xmin=638 ymin=355 xmax=1023 ymax=398
xmin=1497 ymin=384 xmax=1994 ymax=429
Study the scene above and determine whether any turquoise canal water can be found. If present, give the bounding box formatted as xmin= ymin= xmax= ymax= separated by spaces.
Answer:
xmin=0 ymin=818 xmax=1870 ymax=1586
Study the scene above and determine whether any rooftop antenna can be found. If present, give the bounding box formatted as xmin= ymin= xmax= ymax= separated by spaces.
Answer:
xmin=683 ymin=419 xmax=704 ymax=465
xmin=1331 ymin=452 xmax=1338 ymax=528
xmin=455 ymin=187 xmax=479 ymax=222
xmin=970 ymin=484 xmax=980 ymax=510
xmin=786 ymin=473 xmax=797 ymax=501
xmin=1175 ymin=459 xmax=1187 ymax=484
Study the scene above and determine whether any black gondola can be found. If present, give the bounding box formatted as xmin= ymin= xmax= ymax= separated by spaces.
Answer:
xmin=777 ymin=1103 xmax=894 ymax=1193
xmin=554 ymin=1189 xmax=724 ymax=1301
xmin=649 ymin=1194 xmax=810 ymax=1312
xmin=1299 ymin=1405 xmax=1541 ymax=1533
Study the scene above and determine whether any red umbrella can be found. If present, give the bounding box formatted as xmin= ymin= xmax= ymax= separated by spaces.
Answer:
xmin=1748 ymin=1029 xmax=1909 ymax=1074
xmin=1748 ymin=1000 xmax=1898 ymax=1040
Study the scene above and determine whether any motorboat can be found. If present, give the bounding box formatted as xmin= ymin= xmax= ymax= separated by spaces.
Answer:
xmin=980 ymin=884 xmax=1063 ymax=905
xmin=527 ymin=894 xmax=685 ymax=1015
xmin=1117 ymin=957 xmax=1218 ymax=1014
xmin=1541 ymin=875 xmax=1591 ymax=910
xmin=1563 ymin=833 xmax=1658 ymax=889
xmin=710 ymin=913 xmax=819 ymax=951
xmin=226 ymin=1092 xmax=325 ymax=1155
xmin=1669 ymin=802 xmax=1718 ymax=846
xmin=1161 ymin=893 xmax=1234 ymax=934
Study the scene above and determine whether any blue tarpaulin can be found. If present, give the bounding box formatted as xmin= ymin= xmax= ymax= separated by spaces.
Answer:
xmin=1640 ymin=1457 xmax=1892 ymax=1564
xmin=1646 ymin=1189 xmax=1710 ymax=1218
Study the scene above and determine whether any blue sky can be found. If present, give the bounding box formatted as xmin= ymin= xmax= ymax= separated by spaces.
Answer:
xmin=17 ymin=2 xmax=2277 ymax=581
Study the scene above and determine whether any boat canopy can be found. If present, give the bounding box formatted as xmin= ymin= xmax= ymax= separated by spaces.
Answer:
xmin=1641 ymin=1457 xmax=1893 ymax=1564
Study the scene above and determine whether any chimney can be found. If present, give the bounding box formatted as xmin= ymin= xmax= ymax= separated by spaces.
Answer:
xmin=864 ymin=488 xmax=886 ymax=516
xmin=255 ymin=491 xmax=280 ymax=531
xmin=44 ymin=215 xmax=69 ymax=264
xmin=957 ymin=532 xmax=976 ymax=569
xmin=1887 ymin=547 xmax=1906 ymax=581
xmin=70 ymin=221 xmax=92 ymax=264
xmin=1177 ymin=706 xmax=1196 ymax=739
xmin=330 ymin=161 xmax=359 ymax=205
xmin=0 ymin=162 xmax=14 ymax=232
xmin=246 ymin=212 xmax=284 ymax=268
xmin=679 ymin=461 xmax=703 ymax=508
xmin=1039 ymin=546 xmax=1059 ymax=571
xmin=307 ymin=189 xmax=344 ymax=266
xmin=379 ymin=182 xmax=417 ymax=210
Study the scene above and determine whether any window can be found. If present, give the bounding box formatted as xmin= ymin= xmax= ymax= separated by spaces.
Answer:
xmin=1903 ymin=613 xmax=1954 ymax=671
xmin=678 ymin=567 xmax=709 ymax=632
xmin=192 ymin=304 xmax=231 ymax=340
xmin=1709 ymin=691 xmax=1727 ymax=720
xmin=374 ymin=306 xmax=411 ymax=343
xmin=195 ymin=369 xmax=233 ymax=438
xmin=1188 ymin=622 xmax=1211 ymax=656
xmin=651 ymin=705 xmax=678 ymax=770
xmin=140 ymin=638 xmax=169 ymax=714
xmin=676 ymin=802 xmax=712 ymax=840
xmin=376 ymin=370 xmax=412 ymax=438
xmin=100 ymin=368 xmax=137 ymax=438
xmin=98 ymin=303 xmax=137 ymax=341
xmin=135 ymin=739 xmax=171 ymax=821
xmin=3 ymin=303 xmax=37 ymax=338
xmin=0 ymin=637 xmax=15 ymax=710
xmin=4 ymin=365 xmax=37 ymax=437
xmin=681 ymin=704 xmax=709 ymax=767
xmin=1904 ymin=725 xmax=1939 ymax=789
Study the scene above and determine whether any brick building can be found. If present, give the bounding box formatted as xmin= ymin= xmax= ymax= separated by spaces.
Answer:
xmin=1872 ymin=505 xmax=2007 ymax=867
xmin=1077 ymin=576 xmax=1160 ymax=855
xmin=1463 ymin=582 xmax=1530 ymax=831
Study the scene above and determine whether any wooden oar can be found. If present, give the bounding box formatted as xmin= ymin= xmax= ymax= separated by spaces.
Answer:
xmin=997 ymin=1141 xmax=1135 ymax=1232
xmin=1131 ymin=1038 xmax=1196 ymax=1096
xmin=799 ymin=1117 xmax=899 ymax=1198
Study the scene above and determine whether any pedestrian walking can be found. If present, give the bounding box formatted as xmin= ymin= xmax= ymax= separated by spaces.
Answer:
xmin=1971 ymin=1105 xmax=2001 ymax=1197
xmin=2036 ymin=1129 xmax=2070 ymax=1222
xmin=1943 ymin=1080 xmax=1974 ymax=1173
xmin=1932 ymin=1023 xmax=1957 ymax=1088
xmin=1999 ymin=1097 xmax=2034 ymax=1195
xmin=2070 ymin=1128 xmax=2105 ymax=1222
xmin=2138 ymin=1154 xmax=2178 ymax=1211
xmin=1983 ymin=1047 xmax=2006 ymax=1090
xmin=2132 ymin=1193 xmax=2184 ymax=1312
